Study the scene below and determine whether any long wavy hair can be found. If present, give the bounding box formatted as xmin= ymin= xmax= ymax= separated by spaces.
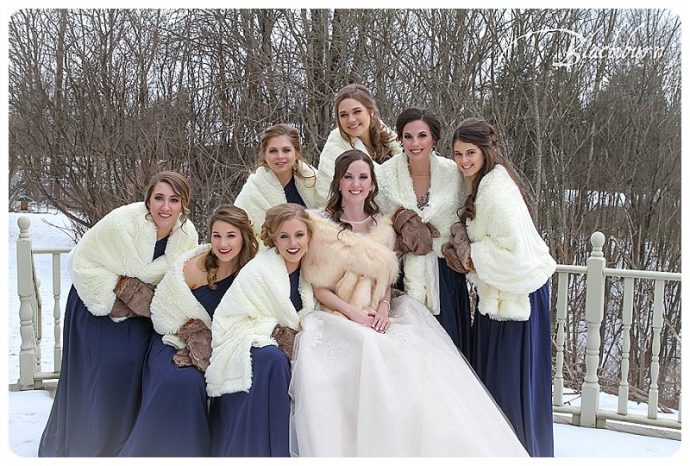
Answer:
xmin=204 ymin=204 xmax=258 ymax=289
xmin=260 ymin=203 xmax=312 ymax=249
xmin=257 ymin=123 xmax=316 ymax=184
xmin=452 ymin=117 xmax=529 ymax=223
xmin=334 ymin=84 xmax=394 ymax=164
xmin=324 ymin=149 xmax=380 ymax=230
xmin=144 ymin=170 xmax=191 ymax=227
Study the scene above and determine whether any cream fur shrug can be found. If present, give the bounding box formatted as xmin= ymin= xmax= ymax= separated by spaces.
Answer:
xmin=467 ymin=164 xmax=556 ymax=320
xmin=314 ymin=125 xmax=402 ymax=207
xmin=205 ymin=249 xmax=314 ymax=396
xmin=150 ymin=244 xmax=216 ymax=349
xmin=234 ymin=161 xmax=318 ymax=243
xmin=301 ymin=212 xmax=399 ymax=313
xmin=69 ymin=202 xmax=199 ymax=317
xmin=376 ymin=152 xmax=463 ymax=314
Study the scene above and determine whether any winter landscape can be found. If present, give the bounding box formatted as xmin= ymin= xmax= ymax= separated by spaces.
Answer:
xmin=3 ymin=210 xmax=684 ymax=460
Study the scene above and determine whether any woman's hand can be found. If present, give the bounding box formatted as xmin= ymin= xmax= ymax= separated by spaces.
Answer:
xmin=349 ymin=310 xmax=375 ymax=328
xmin=370 ymin=309 xmax=391 ymax=333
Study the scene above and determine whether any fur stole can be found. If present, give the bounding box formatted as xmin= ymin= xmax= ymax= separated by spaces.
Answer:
xmin=69 ymin=202 xmax=198 ymax=317
xmin=467 ymin=165 xmax=556 ymax=320
xmin=301 ymin=211 xmax=399 ymax=314
xmin=150 ymin=244 xmax=216 ymax=349
xmin=205 ymin=248 xmax=314 ymax=396
xmin=376 ymin=152 xmax=463 ymax=313
xmin=314 ymin=125 xmax=402 ymax=206
xmin=234 ymin=161 xmax=318 ymax=242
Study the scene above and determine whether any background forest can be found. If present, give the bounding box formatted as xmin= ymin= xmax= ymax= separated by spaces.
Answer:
xmin=7 ymin=9 xmax=681 ymax=408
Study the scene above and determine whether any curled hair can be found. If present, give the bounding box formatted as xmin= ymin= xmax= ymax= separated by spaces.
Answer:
xmin=257 ymin=123 xmax=315 ymax=183
xmin=260 ymin=203 xmax=312 ymax=249
xmin=395 ymin=107 xmax=442 ymax=148
xmin=451 ymin=117 xmax=529 ymax=223
xmin=205 ymin=204 xmax=258 ymax=289
xmin=324 ymin=150 xmax=380 ymax=230
xmin=334 ymin=84 xmax=394 ymax=164
xmin=144 ymin=170 xmax=191 ymax=226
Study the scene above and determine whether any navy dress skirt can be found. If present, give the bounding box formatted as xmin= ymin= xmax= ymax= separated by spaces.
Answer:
xmin=209 ymin=269 xmax=301 ymax=457
xmin=283 ymin=177 xmax=306 ymax=207
xmin=471 ymin=281 xmax=553 ymax=457
xmin=436 ymin=257 xmax=472 ymax=359
xmin=118 ymin=272 xmax=235 ymax=457
xmin=38 ymin=237 xmax=168 ymax=457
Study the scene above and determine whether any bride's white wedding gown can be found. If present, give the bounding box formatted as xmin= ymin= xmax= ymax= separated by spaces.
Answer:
xmin=289 ymin=292 xmax=529 ymax=457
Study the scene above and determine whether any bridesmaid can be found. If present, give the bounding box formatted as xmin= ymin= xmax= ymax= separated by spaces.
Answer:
xmin=376 ymin=107 xmax=472 ymax=357
xmin=234 ymin=123 xmax=317 ymax=243
xmin=118 ymin=204 xmax=258 ymax=456
xmin=205 ymin=203 xmax=314 ymax=456
xmin=39 ymin=171 xmax=198 ymax=456
xmin=444 ymin=116 xmax=557 ymax=456
xmin=314 ymin=83 xmax=401 ymax=205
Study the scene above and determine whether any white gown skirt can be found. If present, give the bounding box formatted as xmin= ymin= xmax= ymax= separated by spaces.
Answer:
xmin=289 ymin=293 xmax=528 ymax=457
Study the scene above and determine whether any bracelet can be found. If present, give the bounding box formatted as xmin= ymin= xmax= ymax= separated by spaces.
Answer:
xmin=380 ymin=299 xmax=391 ymax=312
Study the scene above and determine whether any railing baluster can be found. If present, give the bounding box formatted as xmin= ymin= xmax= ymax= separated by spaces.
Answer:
xmin=553 ymin=272 xmax=568 ymax=407
xmin=648 ymin=279 xmax=664 ymax=419
xmin=580 ymin=232 xmax=606 ymax=428
xmin=618 ymin=277 xmax=634 ymax=415
xmin=52 ymin=253 xmax=63 ymax=372
xmin=16 ymin=216 xmax=37 ymax=390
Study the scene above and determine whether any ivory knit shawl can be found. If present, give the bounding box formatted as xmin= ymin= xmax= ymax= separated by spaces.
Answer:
xmin=467 ymin=164 xmax=556 ymax=320
xmin=205 ymin=249 xmax=314 ymax=396
xmin=314 ymin=125 xmax=402 ymax=206
xmin=301 ymin=212 xmax=399 ymax=313
xmin=69 ymin=202 xmax=199 ymax=317
xmin=234 ymin=161 xmax=318 ymax=242
xmin=376 ymin=152 xmax=463 ymax=314
xmin=150 ymin=244 xmax=217 ymax=349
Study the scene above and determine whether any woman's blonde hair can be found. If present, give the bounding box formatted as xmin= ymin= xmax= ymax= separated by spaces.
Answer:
xmin=260 ymin=203 xmax=312 ymax=249
xmin=258 ymin=123 xmax=315 ymax=183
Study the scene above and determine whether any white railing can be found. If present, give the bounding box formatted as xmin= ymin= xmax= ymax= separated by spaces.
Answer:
xmin=12 ymin=216 xmax=682 ymax=432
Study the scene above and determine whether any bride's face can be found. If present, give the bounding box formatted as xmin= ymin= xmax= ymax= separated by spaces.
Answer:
xmin=338 ymin=160 xmax=373 ymax=207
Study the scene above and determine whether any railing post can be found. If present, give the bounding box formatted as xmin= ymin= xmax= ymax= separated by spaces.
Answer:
xmin=52 ymin=253 xmax=63 ymax=371
xmin=617 ymin=277 xmax=634 ymax=415
xmin=579 ymin=231 xmax=606 ymax=427
xmin=648 ymin=279 xmax=665 ymax=419
xmin=16 ymin=216 xmax=37 ymax=390
xmin=553 ymin=272 xmax=568 ymax=407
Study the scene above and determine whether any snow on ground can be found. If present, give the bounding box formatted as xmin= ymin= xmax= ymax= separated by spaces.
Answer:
xmin=3 ymin=211 xmax=685 ymax=460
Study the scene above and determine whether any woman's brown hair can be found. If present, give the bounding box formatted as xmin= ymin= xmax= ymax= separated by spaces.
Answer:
xmin=144 ymin=170 xmax=191 ymax=226
xmin=257 ymin=123 xmax=315 ymax=183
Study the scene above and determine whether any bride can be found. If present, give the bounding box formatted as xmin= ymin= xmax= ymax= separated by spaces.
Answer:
xmin=289 ymin=150 xmax=528 ymax=456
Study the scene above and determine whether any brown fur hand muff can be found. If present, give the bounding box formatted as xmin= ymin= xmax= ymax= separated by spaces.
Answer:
xmin=392 ymin=208 xmax=440 ymax=256
xmin=176 ymin=318 xmax=212 ymax=372
xmin=113 ymin=276 xmax=156 ymax=318
xmin=441 ymin=221 xmax=473 ymax=274
xmin=109 ymin=297 xmax=136 ymax=319
xmin=272 ymin=325 xmax=298 ymax=360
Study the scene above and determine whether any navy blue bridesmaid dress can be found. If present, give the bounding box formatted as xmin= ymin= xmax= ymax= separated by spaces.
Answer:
xmin=283 ymin=177 xmax=306 ymax=207
xmin=38 ymin=237 xmax=168 ymax=456
xmin=118 ymin=272 xmax=235 ymax=457
xmin=436 ymin=257 xmax=472 ymax=359
xmin=208 ymin=268 xmax=301 ymax=457
xmin=471 ymin=281 xmax=554 ymax=457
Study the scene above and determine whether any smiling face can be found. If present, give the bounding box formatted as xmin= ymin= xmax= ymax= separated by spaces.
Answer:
xmin=263 ymin=135 xmax=298 ymax=184
xmin=337 ymin=97 xmax=372 ymax=142
xmin=453 ymin=140 xmax=485 ymax=182
xmin=147 ymin=181 xmax=183 ymax=238
xmin=274 ymin=217 xmax=310 ymax=273
xmin=210 ymin=220 xmax=243 ymax=266
xmin=401 ymin=119 xmax=435 ymax=162
xmin=338 ymin=159 xmax=373 ymax=208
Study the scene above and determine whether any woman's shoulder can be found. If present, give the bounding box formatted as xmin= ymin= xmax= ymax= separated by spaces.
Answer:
xmin=182 ymin=251 xmax=208 ymax=289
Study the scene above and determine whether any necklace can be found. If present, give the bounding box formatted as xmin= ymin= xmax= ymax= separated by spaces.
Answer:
xmin=340 ymin=215 xmax=372 ymax=225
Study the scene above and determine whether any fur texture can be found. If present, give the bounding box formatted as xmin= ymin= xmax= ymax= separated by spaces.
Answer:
xmin=234 ymin=161 xmax=318 ymax=243
xmin=205 ymin=248 xmax=314 ymax=396
xmin=314 ymin=125 xmax=402 ymax=206
xmin=376 ymin=152 xmax=463 ymax=313
xmin=466 ymin=164 xmax=556 ymax=320
xmin=69 ymin=202 xmax=198 ymax=317
xmin=301 ymin=212 xmax=399 ymax=314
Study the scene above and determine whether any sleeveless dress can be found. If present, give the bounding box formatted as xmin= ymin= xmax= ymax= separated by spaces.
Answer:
xmin=118 ymin=273 xmax=235 ymax=456
xmin=209 ymin=269 xmax=302 ymax=457
xmin=283 ymin=177 xmax=306 ymax=207
xmin=39 ymin=237 xmax=167 ymax=456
